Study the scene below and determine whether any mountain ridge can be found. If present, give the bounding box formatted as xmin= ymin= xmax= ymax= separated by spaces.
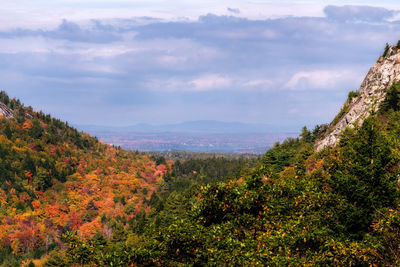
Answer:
xmin=316 ymin=44 xmax=400 ymax=150
xmin=75 ymin=121 xmax=298 ymax=154
xmin=75 ymin=120 xmax=297 ymax=134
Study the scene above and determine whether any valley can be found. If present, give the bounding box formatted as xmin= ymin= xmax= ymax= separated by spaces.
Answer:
xmin=2 ymin=2 xmax=400 ymax=265
xmin=83 ymin=130 xmax=297 ymax=154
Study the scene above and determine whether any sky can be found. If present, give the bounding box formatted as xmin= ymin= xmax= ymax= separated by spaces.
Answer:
xmin=3 ymin=1 xmax=400 ymax=131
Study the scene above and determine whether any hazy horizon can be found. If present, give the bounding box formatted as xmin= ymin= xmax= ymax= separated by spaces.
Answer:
xmin=74 ymin=119 xmax=301 ymax=132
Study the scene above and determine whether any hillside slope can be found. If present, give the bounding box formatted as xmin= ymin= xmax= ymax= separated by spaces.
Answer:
xmin=4 ymin=44 xmax=400 ymax=266
xmin=0 ymin=92 xmax=171 ymax=265
xmin=316 ymin=45 xmax=400 ymax=150
xmin=0 ymin=92 xmax=257 ymax=266
xmin=64 ymin=44 xmax=400 ymax=266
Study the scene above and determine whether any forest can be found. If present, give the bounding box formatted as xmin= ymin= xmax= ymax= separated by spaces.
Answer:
xmin=0 ymin=91 xmax=259 ymax=266
xmin=2 ymin=80 xmax=400 ymax=265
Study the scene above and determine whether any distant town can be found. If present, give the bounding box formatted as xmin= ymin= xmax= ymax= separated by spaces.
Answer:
xmin=87 ymin=131 xmax=297 ymax=154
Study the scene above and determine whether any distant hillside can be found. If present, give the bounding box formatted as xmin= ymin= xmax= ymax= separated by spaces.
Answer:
xmin=77 ymin=121 xmax=298 ymax=154
xmin=80 ymin=131 xmax=297 ymax=154
xmin=77 ymin=120 xmax=297 ymax=134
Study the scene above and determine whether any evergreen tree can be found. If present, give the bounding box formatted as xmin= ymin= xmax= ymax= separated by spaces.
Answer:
xmin=383 ymin=42 xmax=390 ymax=57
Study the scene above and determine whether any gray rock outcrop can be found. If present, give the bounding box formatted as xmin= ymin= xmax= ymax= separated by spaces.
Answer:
xmin=0 ymin=102 xmax=13 ymax=119
xmin=315 ymin=46 xmax=400 ymax=151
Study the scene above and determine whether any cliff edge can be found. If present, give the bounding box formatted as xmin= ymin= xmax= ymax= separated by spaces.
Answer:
xmin=315 ymin=45 xmax=400 ymax=151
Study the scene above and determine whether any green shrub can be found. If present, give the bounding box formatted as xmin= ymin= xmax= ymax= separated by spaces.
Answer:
xmin=347 ymin=90 xmax=360 ymax=101
xmin=382 ymin=43 xmax=390 ymax=57
xmin=379 ymin=82 xmax=400 ymax=113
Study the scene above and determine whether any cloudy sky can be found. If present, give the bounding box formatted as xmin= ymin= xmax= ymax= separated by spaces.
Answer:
xmin=3 ymin=0 xmax=400 ymax=130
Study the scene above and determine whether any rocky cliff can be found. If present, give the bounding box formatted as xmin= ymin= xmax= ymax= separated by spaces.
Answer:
xmin=0 ymin=102 xmax=13 ymax=119
xmin=315 ymin=46 xmax=400 ymax=151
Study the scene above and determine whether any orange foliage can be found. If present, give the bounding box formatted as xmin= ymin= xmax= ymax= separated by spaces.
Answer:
xmin=10 ymin=220 xmax=45 ymax=254
xmin=22 ymin=120 xmax=33 ymax=129
xmin=0 ymin=125 xmax=170 ymax=256
xmin=78 ymin=218 xmax=101 ymax=239
xmin=24 ymin=170 xmax=33 ymax=184
xmin=67 ymin=211 xmax=82 ymax=231
xmin=31 ymin=200 xmax=40 ymax=211
xmin=0 ymin=188 xmax=7 ymax=206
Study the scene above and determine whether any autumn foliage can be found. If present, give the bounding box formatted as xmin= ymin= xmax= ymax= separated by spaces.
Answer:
xmin=4 ymin=82 xmax=400 ymax=266
xmin=0 ymin=91 xmax=171 ymax=264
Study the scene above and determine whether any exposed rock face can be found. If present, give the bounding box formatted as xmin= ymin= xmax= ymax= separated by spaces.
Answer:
xmin=0 ymin=102 xmax=13 ymax=119
xmin=315 ymin=46 xmax=400 ymax=151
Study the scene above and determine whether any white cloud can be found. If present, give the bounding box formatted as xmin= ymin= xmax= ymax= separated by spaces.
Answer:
xmin=2 ymin=1 xmax=400 ymax=31
xmin=145 ymin=75 xmax=279 ymax=92
xmin=190 ymin=74 xmax=232 ymax=90
xmin=243 ymin=79 xmax=273 ymax=89
xmin=1 ymin=3 xmax=398 ymax=127
xmin=0 ymin=1 xmax=333 ymax=30
xmin=285 ymin=70 xmax=358 ymax=90
xmin=146 ymin=74 xmax=232 ymax=92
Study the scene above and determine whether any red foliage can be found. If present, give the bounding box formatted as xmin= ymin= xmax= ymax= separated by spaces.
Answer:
xmin=0 ymin=118 xmax=171 ymax=256
xmin=67 ymin=211 xmax=82 ymax=231
xmin=24 ymin=170 xmax=33 ymax=184
xmin=10 ymin=220 xmax=44 ymax=253
xmin=22 ymin=120 xmax=33 ymax=130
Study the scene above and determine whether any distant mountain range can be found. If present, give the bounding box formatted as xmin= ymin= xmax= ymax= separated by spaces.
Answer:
xmin=74 ymin=120 xmax=299 ymax=154
xmin=75 ymin=120 xmax=297 ymax=134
